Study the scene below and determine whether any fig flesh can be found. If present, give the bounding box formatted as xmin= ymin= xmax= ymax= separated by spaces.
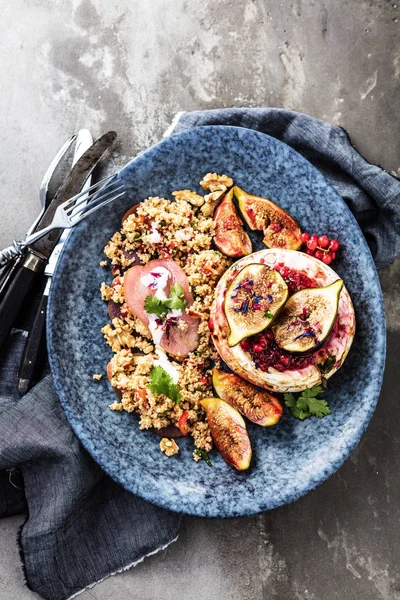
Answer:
xmin=224 ymin=263 xmax=288 ymax=346
xmin=200 ymin=397 xmax=252 ymax=471
xmin=212 ymin=368 xmax=283 ymax=426
xmin=234 ymin=186 xmax=302 ymax=250
xmin=273 ymin=279 xmax=343 ymax=353
xmin=213 ymin=189 xmax=252 ymax=257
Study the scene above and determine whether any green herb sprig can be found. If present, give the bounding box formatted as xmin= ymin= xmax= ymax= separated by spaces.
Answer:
xmin=194 ymin=448 xmax=212 ymax=467
xmin=144 ymin=283 xmax=187 ymax=319
xmin=284 ymin=385 xmax=331 ymax=420
xmin=149 ymin=366 xmax=182 ymax=404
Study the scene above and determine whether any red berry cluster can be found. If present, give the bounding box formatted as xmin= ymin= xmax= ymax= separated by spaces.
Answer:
xmin=300 ymin=232 xmax=340 ymax=265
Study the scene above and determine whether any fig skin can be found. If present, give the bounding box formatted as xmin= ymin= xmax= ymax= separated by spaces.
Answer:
xmin=212 ymin=368 xmax=283 ymax=426
xmin=200 ymin=397 xmax=252 ymax=471
xmin=152 ymin=425 xmax=183 ymax=438
xmin=108 ymin=299 xmax=122 ymax=321
xmin=233 ymin=186 xmax=302 ymax=251
xmin=213 ymin=189 xmax=252 ymax=257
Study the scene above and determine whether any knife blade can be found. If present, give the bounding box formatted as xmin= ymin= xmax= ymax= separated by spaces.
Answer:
xmin=0 ymin=134 xmax=77 ymax=302
xmin=0 ymin=130 xmax=117 ymax=353
xmin=18 ymin=129 xmax=94 ymax=395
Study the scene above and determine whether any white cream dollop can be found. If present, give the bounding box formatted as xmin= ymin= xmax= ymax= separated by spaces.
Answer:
xmin=140 ymin=266 xmax=181 ymax=382
xmin=145 ymin=221 xmax=162 ymax=244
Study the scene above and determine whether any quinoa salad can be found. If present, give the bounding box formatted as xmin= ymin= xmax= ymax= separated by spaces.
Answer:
xmin=100 ymin=173 xmax=232 ymax=462
xmin=98 ymin=171 xmax=354 ymax=471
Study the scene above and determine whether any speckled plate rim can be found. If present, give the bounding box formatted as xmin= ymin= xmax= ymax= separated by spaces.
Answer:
xmin=48 ymin=125 xmax=386 ymax=517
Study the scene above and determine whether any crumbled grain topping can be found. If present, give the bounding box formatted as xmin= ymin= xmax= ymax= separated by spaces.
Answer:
xmin=100 ymin=174 xmax=234 ymax=459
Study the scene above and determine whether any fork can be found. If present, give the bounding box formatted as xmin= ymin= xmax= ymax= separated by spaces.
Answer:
xmin=0 ymin=174 xmax=125 ymax=267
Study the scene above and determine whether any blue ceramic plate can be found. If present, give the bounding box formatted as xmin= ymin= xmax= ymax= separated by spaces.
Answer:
xmin=47 ymin=126 xmax=386 ymax=517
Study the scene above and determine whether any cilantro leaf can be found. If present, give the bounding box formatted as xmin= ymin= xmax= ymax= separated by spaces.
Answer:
xmin=300 ymin=396 xmax=331 ymax=418
xmin=166 ymin=283 xmax=187 ymax=311
xmin=301 ymin=385 xmax=325 ymax=398
xmin=284 ymin=385 xmax=331 ymax=420
xmin=264 ymin=310 xmax=273 ymax=319
xmin=283 ymin=392 xmax=296 ymax=408
xmin=149 ymin=366 xmax=183 ymax=403
xmin=144 ymin=295 xmax=168 ymax=318
xmin=194 ymin=448 xmax=212 ymax=467
xmin=144 ymin=284 xmax=187 ymax=318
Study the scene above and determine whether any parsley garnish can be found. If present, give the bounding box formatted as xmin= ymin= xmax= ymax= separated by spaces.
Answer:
xmin=149 ymin=366 xmax=183 ymax=403
xmin=264 ymin=310 xmax=273 ymax=319
xmin=284 ymin=385 xmax=331 ymax=420
xmin=144 ymin=283 xmax=187 ymax=319
xmin=194 ymin=448 xmax=212 ymax=467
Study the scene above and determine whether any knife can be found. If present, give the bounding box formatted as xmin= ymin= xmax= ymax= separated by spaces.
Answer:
xmin=18 ymin=130 xmax=93 ymax=395
xmin=0 ymin=130 xmax=117 ymax=353
xmin=0 ymin=134 xmax=77 ymax=302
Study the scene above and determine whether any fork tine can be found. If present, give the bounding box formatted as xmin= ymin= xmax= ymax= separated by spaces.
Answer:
xmin=67 ymin=181 xmax=124 ymax=217
xmin=62 ymin=173 xmax=116 ymax=211
xmin=68 ymin=183 xmax=125 ymax=218
xmin=71 ymin=191 xmax=126 ymax=225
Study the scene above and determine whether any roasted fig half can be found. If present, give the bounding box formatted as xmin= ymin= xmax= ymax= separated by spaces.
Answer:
xmin=212 ymin=369 xmax=283 ymax=426
xmin=233 ymin=186 xmax=302 ymax=250
xmin=224 ymin=263 xmax=288 ymax=346
xmin=200 ymin=397 xmax=252 ymax=471
xmin=273 ymin=279 xmax=343 ymax=353
xmin=213 ymin=189 xmax=252 ymax=257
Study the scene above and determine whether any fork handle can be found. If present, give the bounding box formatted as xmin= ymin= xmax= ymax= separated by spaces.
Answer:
xmin=0 ymin=241 xmax=24 ymax=267
xmin=0 ymin=251 xmax=45 ymax=352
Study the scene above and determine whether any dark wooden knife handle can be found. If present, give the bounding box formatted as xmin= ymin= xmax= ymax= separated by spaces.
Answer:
xmin=18 ymin=291 xmax=48 ymax=395
xmin=0 ymin=252 xmax=44 ymax=353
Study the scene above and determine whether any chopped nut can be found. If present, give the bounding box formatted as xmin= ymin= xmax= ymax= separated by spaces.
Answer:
xmin=200 ymin=173 xmax=233 ymax=192
xmin=93 ymin=374 xmax=103 ymax=381
xmin=172 ymin=190 xmax=205 ymax=207
xmin=160 ymin=438 xmax=179 ymax=456
xmin=201 ymin=190 xmax=226 ymax=217
xmin=99 ymin=260 xmax=108 ymax=267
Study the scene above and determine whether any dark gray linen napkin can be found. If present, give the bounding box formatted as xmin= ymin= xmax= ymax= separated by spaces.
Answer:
xmin=0 ymin=330 xmax=181 ymax=600
xmin=0 ymin=108 xmax=399 ymax=600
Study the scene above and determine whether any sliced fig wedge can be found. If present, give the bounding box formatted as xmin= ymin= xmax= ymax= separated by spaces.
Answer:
xmin=233 ymin=186 xmax=302 ymax=250
xmin=213 ymin=189 xmax=252 ymax=257
xmin=200 ymin=397 xmax=252 ymax=471
xmin=224 ymin=263 xmax=288 ymax=347
xmin=212 ymin=368 xmax=283 ymax=426
xmin=273 ymin=279 xmax=343 ymax=353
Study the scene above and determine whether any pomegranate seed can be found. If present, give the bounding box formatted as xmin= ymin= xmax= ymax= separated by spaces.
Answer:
xmin=322 ymin=254 xmax=333 ymax=264
xmin=265 ymin=330 xmax=274 ymax=339
xmin=318 ymin=235 xmax=329 ymax=248
xmin=330 ymin=239 xmax=340 ymax=251
xmin=254 ymin=344 xmax=264 ymax=353
xmin=314 ymin=249 xmax=324 ymax=260
xmin=307 ymin=239 xmax=318 ymax=251
xmin=240 ymin=339 xmax=250 ymax=351
xmin=300 ymin=232 xmax=310 ymax=243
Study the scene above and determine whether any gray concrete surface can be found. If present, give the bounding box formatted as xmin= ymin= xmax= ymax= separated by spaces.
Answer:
xmin=0 ymin=1 xmax=399 ymax=599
